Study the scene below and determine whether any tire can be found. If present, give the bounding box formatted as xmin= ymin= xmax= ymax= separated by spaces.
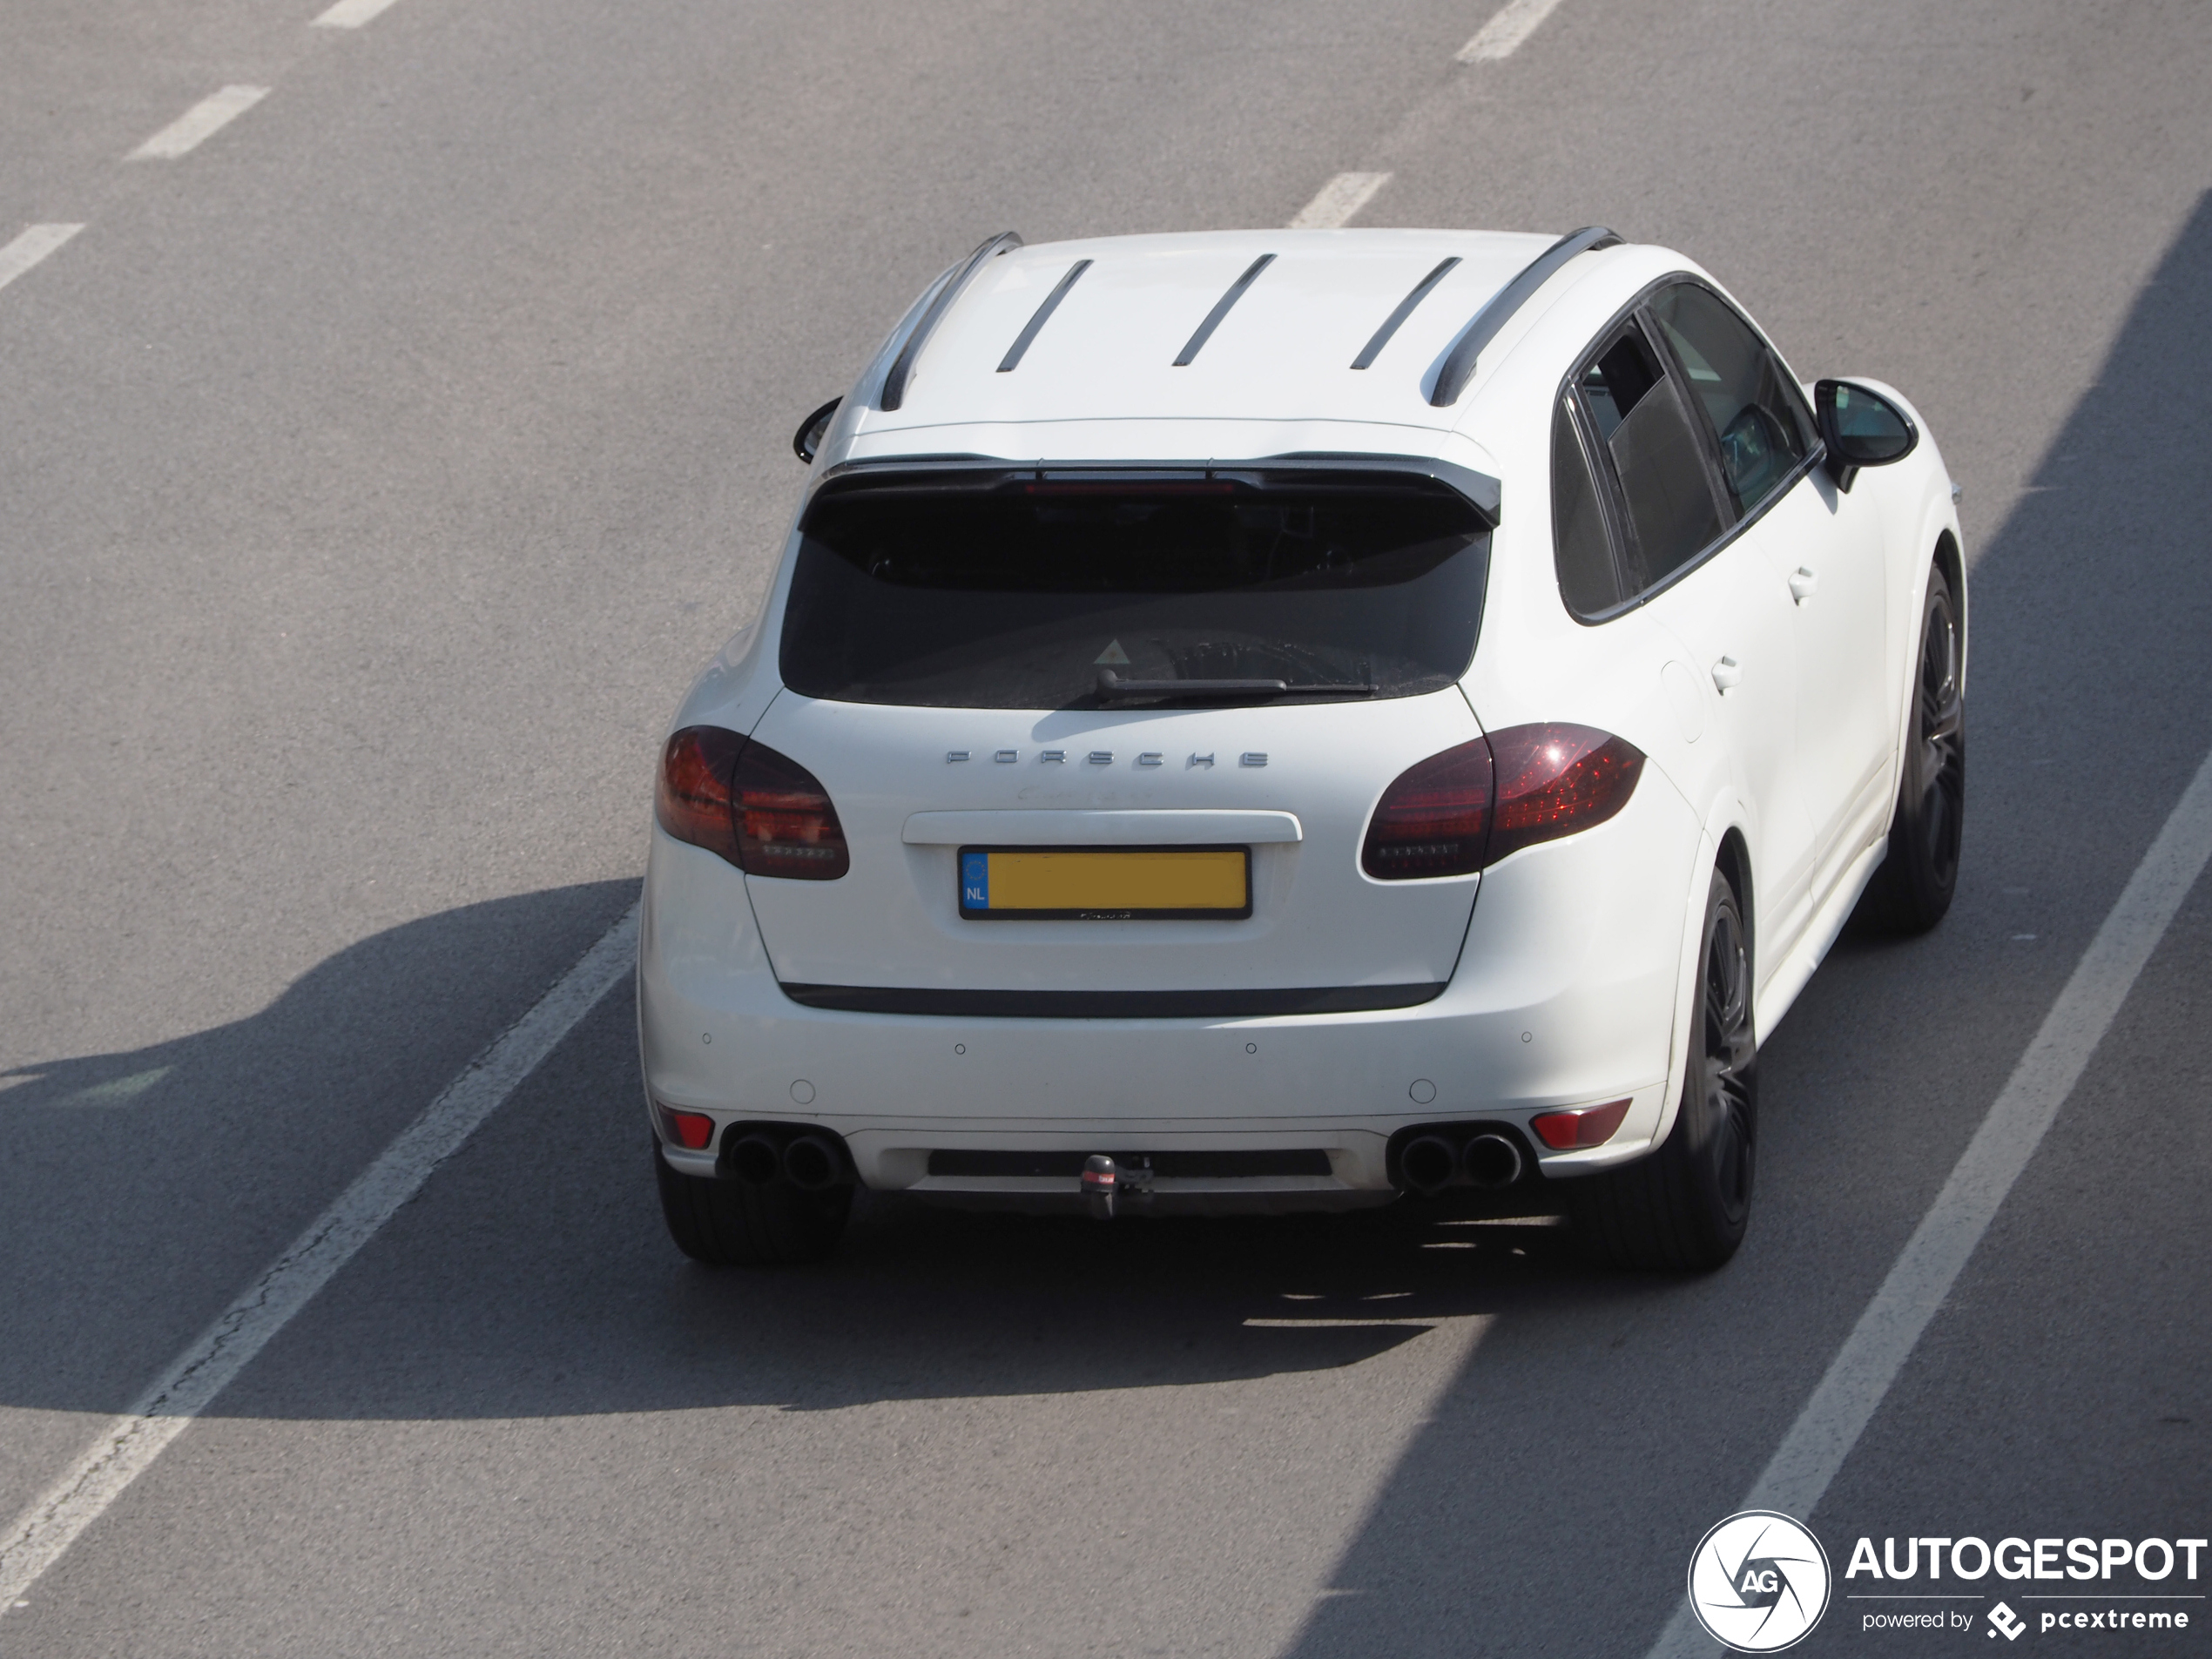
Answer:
xmin=1858 ymin=563 xmax=1965 ymax=934
xmin=1570 ymin=868 xmax=1757 ymax=1271
xmin=654 ymin=1145 xmax=852 ymax=1266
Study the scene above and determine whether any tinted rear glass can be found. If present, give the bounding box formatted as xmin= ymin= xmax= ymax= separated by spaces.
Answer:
xmin=779 ymin=475 xmax=1490 ymax=710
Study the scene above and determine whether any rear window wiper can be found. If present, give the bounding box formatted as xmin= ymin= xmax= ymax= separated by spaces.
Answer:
xmin=1096 ymin=669 xmax=1378 ymax=699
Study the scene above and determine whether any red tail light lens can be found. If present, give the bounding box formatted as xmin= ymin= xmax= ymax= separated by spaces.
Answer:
xmin=1486 ymin=724 xmax=1644 ymax=866
xmin=656 ymin=726 xmax=745 ymax=865
xmin=1530 ymin=1098 xmax=1632 ymax=1150
xmin=1361 ymin=738 xmax=1494 ymax=879
xmin=655 ymin=727 xmax=849 ymax=880
xmin=731 ymin=739 xmax=850 ymax=879
xmin=1362 ymin=723 xmax=1642 ymax=880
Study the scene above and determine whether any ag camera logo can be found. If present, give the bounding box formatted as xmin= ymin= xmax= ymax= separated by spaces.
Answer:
xmin=1688 ymin=1511 xmax=1832 ymax=1652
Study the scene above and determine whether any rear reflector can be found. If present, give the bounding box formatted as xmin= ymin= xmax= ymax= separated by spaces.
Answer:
xmin=655 ymin=727 xmax=849 ymax=880
xmin=1362 ymin=723 xmax=1643 ymax=880
xmin=664 ymin=1109 xmax=716 ymax=1151
xmin=1529 ymin=1098 xmax=1632 ymax=1150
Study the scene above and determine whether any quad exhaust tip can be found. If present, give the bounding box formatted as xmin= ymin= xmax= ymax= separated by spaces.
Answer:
xmin=1397 ymin=1128 xmax=1526 ymax=1195
xmin=728 ymin=1132 xmax=782 ymax=1186
xmin=782 ymin=1135 xmax=844 ymax=1191
xmin=725 ymin=1127 xmax=848 ymax=1190
xmin=1400 ymin=1134 xmax=1459 ymax=1196
xmin=1463 ymin=1132 xmax=1524 ymax=1189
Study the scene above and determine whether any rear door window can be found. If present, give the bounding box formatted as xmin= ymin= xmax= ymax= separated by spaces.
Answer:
xmin=780 ymin=473 xmax=1490 ymax=709
xmin=1649 ymin=282 xmax=1816 ymax=516
xmin=1576 ymin=320 xmax=1725 ymax=590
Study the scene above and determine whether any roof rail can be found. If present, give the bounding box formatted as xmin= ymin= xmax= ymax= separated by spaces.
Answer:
xmin=1173 ymin=253 xmax=1275 ymax=366
xmin=997 ymin=258 xmax=1093 ymax=373
xmin=880 ymin=231 xmax=1023 ymax=411
xmin=1351 ymin=256 xmax=1461 ymax=370
xmin=1427 ymin=226 xmax=1620 ymax=407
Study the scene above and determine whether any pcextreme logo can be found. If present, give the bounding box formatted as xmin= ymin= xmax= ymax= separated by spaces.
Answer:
xmin=1688 ymin=1511 xmax=1833 ymax=1652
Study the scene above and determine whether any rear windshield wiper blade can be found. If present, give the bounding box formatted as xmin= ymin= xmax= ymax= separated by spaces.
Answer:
xmin=1096 ymin=669 xmax=1377 ymax=699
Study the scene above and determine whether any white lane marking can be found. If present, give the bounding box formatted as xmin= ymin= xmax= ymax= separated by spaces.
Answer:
xmin=125 ymin=86 xmax=271 ymax=160
xmin=0 ymin=904 xmax=641 ymax=1616
xmin=313 ymin=0 xmax=404 ymax=28
xmin=1455 ymin=0 xmax=1568 ymax=62
xmin=1288 ymin=172 xmax=1393 ymax=231
xmin=0 ymin=225 xmax=84 ymax=295
xmin=1647 ymin=739 xmax=2212 ymax=1658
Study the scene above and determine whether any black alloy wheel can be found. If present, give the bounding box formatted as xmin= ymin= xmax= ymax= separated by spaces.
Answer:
xmin=1860 ymin=563 xmax=1966 ymax=933
xmin=1571 ymin=868 xmax=1757 ymax=1271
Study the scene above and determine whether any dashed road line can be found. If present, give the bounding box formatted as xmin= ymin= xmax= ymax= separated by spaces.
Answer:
xmin=0 ymin=903 xmax=642 ymax=1617
xmin=0 ymin=225 xmax=84 ymax=295
xmin=314 ymin=0 xmax=407 ymax=29
xmin=1456 ymin=0 xmax=1568 ymax=63
xmin=126 ymin=85 xmax=271 ymax=160
xmin=1645 ymin=737 xmax=2212 ymax=1656
xmin=1289 ymin=172 xmax=1393 ymax=231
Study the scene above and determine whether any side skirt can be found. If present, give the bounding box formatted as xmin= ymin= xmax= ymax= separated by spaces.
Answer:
xmin=1752 ymin=834 xmax=1889 ymax=1042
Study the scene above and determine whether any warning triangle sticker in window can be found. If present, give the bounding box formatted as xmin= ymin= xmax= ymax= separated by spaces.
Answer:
xmin=1093 ymin=640 xmax=1131 ymax=665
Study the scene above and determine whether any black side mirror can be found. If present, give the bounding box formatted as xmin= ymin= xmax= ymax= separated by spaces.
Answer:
xmin=1814 ymin=379 xmax=1917 ymax=491
xmin=792 ymin=396 xmax=841 ymax=464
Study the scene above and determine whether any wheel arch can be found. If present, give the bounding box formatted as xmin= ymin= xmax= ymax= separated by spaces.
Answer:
xmin=1879 ymin=528 xmax=1968 ymax=840
xmin=1933 ymin=527 xmax=1967 ymax=695
xmin=1642 ymin=813 xmax=1753 ymax=1157
xmin=1713 ymin=826 xmax=1754 ymax=980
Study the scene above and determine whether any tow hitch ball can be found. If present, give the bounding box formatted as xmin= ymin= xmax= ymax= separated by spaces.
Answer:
xmin=1081 ymin=1154 xmax=1156 ymax=1219
xmin=1084 ymin=1155 xmax=1157 ymax=1218
xmin=1082 ymin=1155 xmax=1119 ymax=1220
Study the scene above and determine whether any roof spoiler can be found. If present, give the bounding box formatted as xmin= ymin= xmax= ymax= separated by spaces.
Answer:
xmin=1428 ymin=226 xmax=1621 ymax=407
xmin=810 ymin=453 xmax=1503 ymax=528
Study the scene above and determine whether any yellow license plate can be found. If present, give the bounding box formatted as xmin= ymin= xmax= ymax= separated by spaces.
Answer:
xmin=959 ymin=846 xmax=1251 ymax=919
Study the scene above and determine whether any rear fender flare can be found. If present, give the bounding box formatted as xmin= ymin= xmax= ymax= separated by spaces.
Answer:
xmin=1645 ymin=801 xmax=1750 ymax=1157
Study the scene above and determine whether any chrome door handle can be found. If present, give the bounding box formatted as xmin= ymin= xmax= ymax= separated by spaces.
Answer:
xmin=1711 ymin=656 xmax=1742 ymax=692
xmin=1789 ymin=567 xmax=1818 ymax=604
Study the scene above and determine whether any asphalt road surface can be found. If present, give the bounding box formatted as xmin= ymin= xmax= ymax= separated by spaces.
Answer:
xmin=3 ymin=0 xmax=2209 ymax=1653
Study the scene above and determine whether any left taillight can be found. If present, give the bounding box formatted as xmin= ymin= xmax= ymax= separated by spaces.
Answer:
xmin=1362 ymin=723 xmax=1644 ymax=880
xmin=655 ymin=726 xmax=849 ymax=880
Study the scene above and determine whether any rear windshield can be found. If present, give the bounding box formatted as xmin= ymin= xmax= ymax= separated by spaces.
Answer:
xmin=779 ymin=474 xmax=1490 ymax=710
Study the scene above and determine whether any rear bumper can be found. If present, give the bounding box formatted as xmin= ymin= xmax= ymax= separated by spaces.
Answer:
xmin=640 ymin=767 xmax=1701 ymax=1199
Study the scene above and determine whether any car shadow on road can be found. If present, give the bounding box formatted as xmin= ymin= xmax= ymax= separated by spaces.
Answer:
xmin=209 ymin=965 xmax=1667 ymax=1420
xmin=2 ymin=875 xmax=1669 ymax=1428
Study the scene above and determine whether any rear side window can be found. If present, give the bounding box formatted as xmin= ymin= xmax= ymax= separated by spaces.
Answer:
xmin=781 ymin=474 xmax=1490 ymax=709
xmin=1579 ymin=320 xmax=1724 ymax=590
xmin=1552 ymin=396 xmax=1619 ymax=617
xmin=1649 ymin=282 xmax=1815 ymax=515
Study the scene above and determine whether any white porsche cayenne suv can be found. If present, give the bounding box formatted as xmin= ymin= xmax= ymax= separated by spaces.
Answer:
xmin=639 ymin=226 xmax=1965 ymax=1271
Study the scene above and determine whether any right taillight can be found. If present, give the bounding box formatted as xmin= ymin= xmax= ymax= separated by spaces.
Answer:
xmin=1362 ymin=723 xmax=1643 ymax=880
xmin=655 ymin=726 xmax=850 ymax=880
